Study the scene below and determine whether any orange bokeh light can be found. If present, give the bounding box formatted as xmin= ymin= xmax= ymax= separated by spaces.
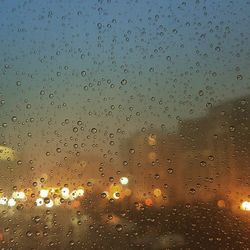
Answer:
xmin=71 ymin=200 xmax=81 ymax=209
xmin=145 ymin=198 xmax=153 ymax=206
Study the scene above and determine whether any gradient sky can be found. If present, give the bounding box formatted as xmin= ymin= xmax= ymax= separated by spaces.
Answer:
xmin=0 ymin=0 xmax=250 ymax=164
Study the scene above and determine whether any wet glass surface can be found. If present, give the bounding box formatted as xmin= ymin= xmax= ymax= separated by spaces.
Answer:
xmin=0 ymin=0 xmax=250 ymax=249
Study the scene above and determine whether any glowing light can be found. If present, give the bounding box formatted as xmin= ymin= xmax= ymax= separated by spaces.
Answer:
xmin=241 ymin=201 xmax=250 ymax=211
xmin=54 ymin=197 xmax=61 ymax=206
xmin=61 ymin=187 xmax=70 ymax=198
xmin=124 ymin=188 xmax=132 ymax=196
xmin=8 ymin=198 xmax=16 ymax=207
xmin=153 ymin=188 xmax=162 ymax=198
xmin=148 ymin=134 xmax=157 ymax=146
xmin=45 ymin=199 xmax=54 ymax=208
xmin=0 ymin=197 xmax=8 ymax=205
xmin=69 ymin=190 xmax=78 ymax=200
xmin=0 ymin=145 xmax=15 ymax=161
xmin=71 ymin=200 xmax=81 ymax=208
xmin=40 ymin=189 xmax=48 ymax=198
xmin=76 ymin=188 xmax=84 ymax=197
xmin=145 ymin=198 xmax=153 ymax=206
xmin=148 ymin=152 xmax=157 ymax=161
xmin=25 ymin=188 xmax=32 ymax=196
xmin=113 ymin=192 xmax=120 ymax=200
xmin=54 ymin=189 xmax=61 ymax=195
xmin=217 ymin=200 xmax=226 ymax=208
xmin=12 ymin=191 xmax=25 ymax=200
xmin=35 ymin=198 xmax=44 ymax=207
xmin=110 ymin=184 xmax=122 ymax=193
xmin=120 ymin=177 xmax=129 ymax=185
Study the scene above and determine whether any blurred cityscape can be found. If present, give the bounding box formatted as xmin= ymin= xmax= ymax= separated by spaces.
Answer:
xmin=1 ymin=95 xmax=250 ymax=204
xmin=120 ymin=94 xmax=250 ymax=206
xmin=0 ymin=95 xmax=250 ymax=249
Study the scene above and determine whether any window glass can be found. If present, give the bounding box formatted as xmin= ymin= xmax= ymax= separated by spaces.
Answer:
xmin=0 ymin=0 xmax=250 ymax=249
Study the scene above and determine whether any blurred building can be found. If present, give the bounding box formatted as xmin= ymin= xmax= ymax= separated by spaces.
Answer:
xmin=119 ymin=130 xmax=183 ymax=204
xmin=120 ymin=95 xmax=250 ymax=204
xmin=179 ymin=95 xmax=250 ymax=188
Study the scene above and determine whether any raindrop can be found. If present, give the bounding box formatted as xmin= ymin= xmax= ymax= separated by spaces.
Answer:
xmin=91 ymin=128 xmax=97 ymax=134
xmin=200 ymin=161 xmax=207 ymax=167
xmin=115 ymin=224 xmax=123 ymax=232
xmin=16 ymin=204 xmax=24 ymax=210
xmin=11 ymin=116 xmax=17 ymax=122
xmin=81 ymin=71 xmax=86 ymax=77
xmin=123 ymin=161 xmax=128 ymax=166
xmin=129 ymin=148 xmax=135 ymax=154
xmin=189 ymin=188 xmax=196 ymax=194
xmin=237 ymin=74 xmax=243 ymax=80
xmin=167 ymin=168 xmax=173 ymax=174
xmin=73 ymin=127 xmax=78 ymax=133
xmin=97 ymin=23 xmax=102 ymax=29
xmin=26 ymin=231 xmax=33 ymax=237
xmin=229 ymin=126 xmax=235 ymax=132
xmin=198 ymin=90 xmax=204 ymax=96
xmin=206 ymin=102 xmax=212 ymax=108
xmin=101 ymin=192 xmax=107 ymax=198
xmin=121 ymin=79 xmax=127 ymax=85
xmin=208 ymin=155 xmax=214 ymax=161
xmin=215 ymin=46 xmax=221 ymax=52
xmin=154 ymin=174 xmax=160 ymax=179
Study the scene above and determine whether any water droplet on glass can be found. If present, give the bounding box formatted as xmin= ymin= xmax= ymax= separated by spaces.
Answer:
xmin=229 ymin=126 xmax=235 ymax=132
xmin=115 ymin=224 xmax=123 ymax=232
xmin=11 ymin=116 xmax=17 ymax=122
xmin=129 ymin=148 xmax=135 ymax=154
xmin=198 ymin=90 xmax=204 ymax=96
xmin=200 ymin=161 xmax=207 ymax=167
xmin=73 ymin=127 xmax=78 ymax=133
xmin=81 ymin=70 xmax=86 ymax=77
xmin=154 ymin=174 xmax=160 ymax=179
xmin=189 ymin=188 xmax=196 ymax=194
xmin=237 ymin=74 xmax=243 ymax=80
xmin=215 ymin=46 xmax=221 ymax=52
xmin=101 ymin=192 xmax=107 ymax=198
xmin=167 ymin=168 xmax=174 ymax=174
xmin=121 ymin=79 xmax=127 ymax=85
xmin=91 ymin=128 xmax=97 ymax=134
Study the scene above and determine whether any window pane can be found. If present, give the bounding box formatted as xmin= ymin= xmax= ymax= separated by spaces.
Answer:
xmin=0 ymin=0 xmax=250 ymax=249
